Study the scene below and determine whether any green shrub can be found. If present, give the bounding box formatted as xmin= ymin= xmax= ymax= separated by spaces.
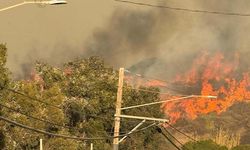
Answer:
xmin=183 ymin=140 xmax=228 ymax=150
xmin=231 ymin=145 xmax=250 ymax=150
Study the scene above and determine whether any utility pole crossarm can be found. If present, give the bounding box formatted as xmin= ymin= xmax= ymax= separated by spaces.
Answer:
xmin=117 ymin=114 xmax=169 ymax=122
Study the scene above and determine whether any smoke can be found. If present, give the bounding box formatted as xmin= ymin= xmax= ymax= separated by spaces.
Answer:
xmin=84 ymin=6 xmax=176 ymax=68
xmin=7 ymin=0 xmax=250 ymax=80
xmin=11 ymin=40 xmax=84 ymax=79
xmin=83 ymin=1 xmax=250 ymax=144
xmin=84 ymin=0 xmax=250 ymax=80
xmin=125 ymin=1 xmax=250 ymax=79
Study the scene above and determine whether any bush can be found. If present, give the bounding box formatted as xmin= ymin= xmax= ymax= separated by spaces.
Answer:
xmin=231 ymin=145 xmax=250 ymax=150
xmin=183 ymin=140 xmax=228 ymax=150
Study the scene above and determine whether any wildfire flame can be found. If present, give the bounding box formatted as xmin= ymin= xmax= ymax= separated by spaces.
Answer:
xmin=145 ymin=51 xmax=250 ymax=123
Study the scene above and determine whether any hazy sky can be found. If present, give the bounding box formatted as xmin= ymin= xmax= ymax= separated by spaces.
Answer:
xmin=0 ymin=0 xmax=119 ymax=77
xmin=1 ymin=0 xmax=250 ymax=79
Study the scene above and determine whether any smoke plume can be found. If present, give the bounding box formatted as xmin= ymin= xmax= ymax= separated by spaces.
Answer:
xmin=6 ymin=0 xmax=250 ymax=81
xmin=84 ymin=0 xmax=250 ymax=80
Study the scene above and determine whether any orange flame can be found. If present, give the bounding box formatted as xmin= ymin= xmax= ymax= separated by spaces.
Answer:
xmin=162 ymin=51 xmax=250 ymax=123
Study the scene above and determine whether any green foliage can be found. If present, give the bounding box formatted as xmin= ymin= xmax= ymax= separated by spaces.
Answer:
xmin=0 ymin=44 xmax=9 ymax=149
xmin=183 ymin=140 xmax=228 ymax=150
xmin=0 ymin=48 xmax=166 ymax=149
xmin=231 ymin=145 xmax=250 ymax=150
xmin=0 ymin=44 xmax=9 ymax=89
xmin=35 ymin=56 xmax=165 ymax=149
xmin=0 ymin=44 xmax=9 ymax=100
xmin=44 ymin=138 xmax=79 ymax=150
xmin=35 ymin=62 xmax=65 ymax=89
xmin=1 ymin=81 xmax=68 ymax=149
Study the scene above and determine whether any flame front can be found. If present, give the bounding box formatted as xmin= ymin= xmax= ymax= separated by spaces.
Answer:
xmin=160 ymin=51 xmax=250 ymax=123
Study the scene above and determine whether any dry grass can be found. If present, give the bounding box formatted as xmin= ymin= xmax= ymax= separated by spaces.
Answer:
xmin=213 ymin=127 xmax=241 ymax=149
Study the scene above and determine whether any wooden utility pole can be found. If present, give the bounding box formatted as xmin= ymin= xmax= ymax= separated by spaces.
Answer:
xmin=90 ymin=143 xmax=93 ymax=150
xmin=40 ymin=139 xmax=43 ymax=150
xmin=113 ymin=68 xmax=124 ymax=150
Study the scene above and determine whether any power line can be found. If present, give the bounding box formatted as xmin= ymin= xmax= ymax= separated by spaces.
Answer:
xmin=4 ymin=84 xmax=177 ymax=113
xmin=0 ymin=115 xmax=106 ymax=141
xmin=124 ymin=69 xmax=189 ymax=94
xmin=0 ymin=102 xmax=147 ymax=136
xmin=2 ymin=75 xmax=189 ymax=115
xmin=2 ymin=86 xmax=62 ymax=110
xmin=114 ymin=0 xmax=250 ymax=17
xmin=125 ymin=69 xmax=168 ymax=85
xmin=0 ymin=115 xmax=161 ymax=141
xmin=1 ymin=76 xmax=197 ymax=142
xmin=0 ymin=103 xmax=72 ymax=129
xmin=161 ymin=126 xmax=187 ymax=150
xmin=1 ymin=86 xmax=136 ymax=132
xmin=2 ymin=85 xmax=157 ymax=125
xmin=138 ymin=122 xmax=157 ymax=131
xmin=156 ymin=126 xmax=182 ymax=150
xmin=1 ymin=86 xmax=161 ymax=137
xmin=2 ymin=85 xmax=175 ymax=123
xmin=119 ymin=122 xmax=158 ymax=139
xmin=1 ymin=86 xmax=87 ymax=120
xmin=124 ymin=85 xmax=169 ymax=95
xmin=125 ymin=69 xmax=176 ymax=86
xmin=124 ymin=85 xmax=188 ymax=96
xmin=3 ymin=85 xmax=183 ymax=130
xmin=0 ymin=71 xmax=196 ymax=144
xmin=165 ymin=122 xmax=196 ymax=142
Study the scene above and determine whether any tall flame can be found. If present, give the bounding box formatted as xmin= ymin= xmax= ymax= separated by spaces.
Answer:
xmin=161 ymin=51 xmax=250 ymax=123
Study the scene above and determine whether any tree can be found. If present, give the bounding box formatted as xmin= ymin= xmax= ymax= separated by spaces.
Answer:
xmin=36 ymin=56 xmax=166 ymax=149
xmin=0 ymin=44 xmax=9 ymax=149
xmin=0 ymin=44 xmax=9 ymax=90
xmin=0 ymin=45 xmax=167 ymax=149
xmin=183 ymin=140 xmax=228 ymax=150
xmin=0 ymin=44 xmax=74 ymax=149
xmin=43 ymin=138 xmax=79 ymax=150
xmin=1 ymin=81 xmax=69 ymax=149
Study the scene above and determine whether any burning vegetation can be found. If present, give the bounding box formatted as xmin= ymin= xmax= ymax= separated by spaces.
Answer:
xmin=162 ymin=51 xmax=250 ymax=124
xmin=127 ymin=51 xmax=250 ymax=125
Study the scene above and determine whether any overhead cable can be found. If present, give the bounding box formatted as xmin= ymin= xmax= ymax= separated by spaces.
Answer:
xmin=0 ymin=116 xmax=160 ymax=141
xmin=0 ymin=116 xmax=106 ymax=141
xmin=0 ymin=102 xmax=144 ymax=135
xmin=2 ymin=86 xmax=61 ymax=109
xmin=0 ymin=103 xmax=71 ymax=129
xmin=115 ymin=0 xmax=250 ymax=17
xmin=2 ymin=85 xmax=157 ymax=124
xmin=124 ymin=69 xmax=188 ymax=93
xmin=160 ymin=126 xmax=187 ymax=149
xmin=124 ymin=85 xmax=188 ymax=96
xmin=165 ymin=122 xmax=197 ymax=142
xmin=156 ymin=127 xmax=182 ymax=150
